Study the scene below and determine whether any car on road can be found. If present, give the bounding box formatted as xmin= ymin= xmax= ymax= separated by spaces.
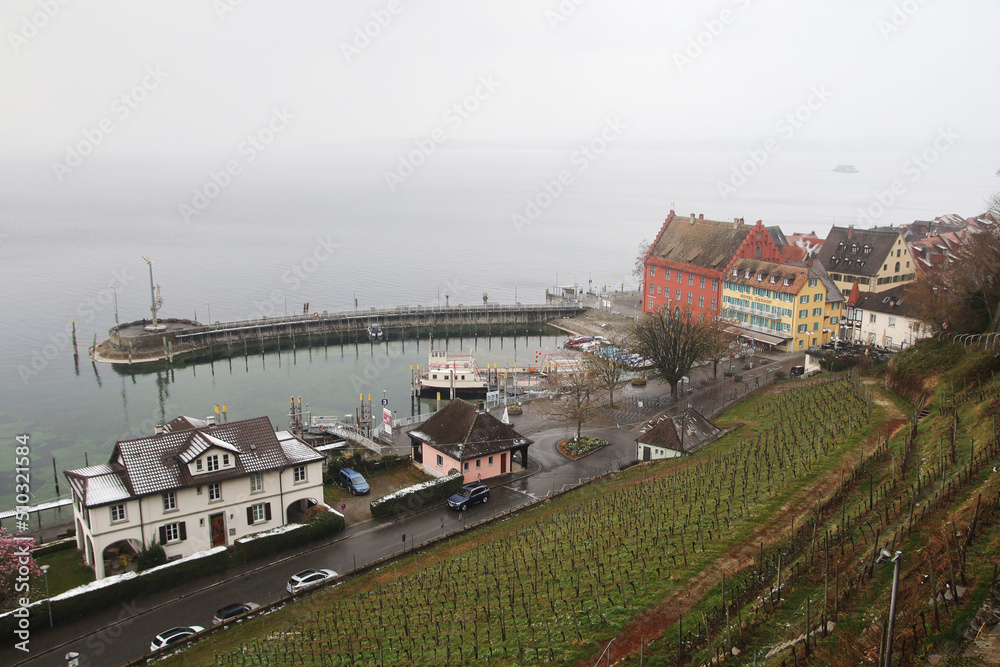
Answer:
xmin=337 ymin=467 xmax=370 ymax=495
xmin=150 ymin=626 xmax=204 ymax=652
xmin=286 ymin=568 xmax=338 ymax=594
xmin=212 ymin=602 xmax=260 ymax=625
xmin=447 ymin=482 xmax=490 ymax=511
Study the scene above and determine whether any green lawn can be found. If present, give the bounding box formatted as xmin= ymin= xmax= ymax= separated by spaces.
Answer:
xmin=34 ymin=546 xmax=93 ymax=598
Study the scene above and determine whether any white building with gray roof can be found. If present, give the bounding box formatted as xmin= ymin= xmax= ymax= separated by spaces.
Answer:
xmin=64 ymin=415 xmax=325 ymax=579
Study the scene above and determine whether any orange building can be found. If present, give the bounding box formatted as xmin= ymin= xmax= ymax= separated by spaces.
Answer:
xmin=642 ymin=212 xmax=786 ymax=319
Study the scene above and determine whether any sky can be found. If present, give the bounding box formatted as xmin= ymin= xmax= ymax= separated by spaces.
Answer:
xmin=2 ymin=0 xmax=999 ymax=159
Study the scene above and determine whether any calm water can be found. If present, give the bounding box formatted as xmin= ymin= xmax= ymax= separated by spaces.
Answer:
xmin=0 ymin=147 xmax=995 ymax=506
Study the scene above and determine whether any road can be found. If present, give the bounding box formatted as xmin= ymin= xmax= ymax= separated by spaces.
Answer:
xmin=5 ymin=351 xmax=799 ymax=667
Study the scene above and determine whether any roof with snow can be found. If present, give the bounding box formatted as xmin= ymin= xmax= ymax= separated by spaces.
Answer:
xmin=65 ymin=416 xmax=324 ymax=507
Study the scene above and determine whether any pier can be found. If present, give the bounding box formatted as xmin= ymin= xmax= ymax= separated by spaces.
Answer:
xmin=92 ymin=303 xmax=585 ymax=367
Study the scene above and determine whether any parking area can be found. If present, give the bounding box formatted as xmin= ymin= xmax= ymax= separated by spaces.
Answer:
xmin=324 ymin=465 xmax=434 ymax=525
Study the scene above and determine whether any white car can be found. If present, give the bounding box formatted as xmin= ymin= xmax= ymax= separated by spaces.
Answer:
xmin=150 ymin=625 xmax=203 ymax=652
xmin=286 ymin=568 xmax=337 ymax=594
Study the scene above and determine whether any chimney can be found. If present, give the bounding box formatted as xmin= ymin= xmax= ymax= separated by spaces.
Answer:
xmin=206 ymin=415 xmax=217 ymax=426
xmin=733 ymin=218 xmax=739 ymax=229
xmin=739 ymin=218 xmax=744 ymax=225
xmin=690 ymin=212 xmax=696 ymax=221
xmin=698 ymin=213 xmax=704 ymax=220
xmin=847 ymin=225 xmax=854 ymax=240
xmin=154 ymin=424 xmax=166 ymax=435
xmin=690 ymin=217 xmax=695 ymax=225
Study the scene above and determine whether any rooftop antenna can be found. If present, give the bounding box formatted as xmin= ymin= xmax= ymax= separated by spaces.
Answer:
xmin=141 ymin=254 xmax=166 ymax=331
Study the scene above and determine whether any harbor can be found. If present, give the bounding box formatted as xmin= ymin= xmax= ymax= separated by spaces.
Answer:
xmin=91 ymin=302 xmax=586 ymax=369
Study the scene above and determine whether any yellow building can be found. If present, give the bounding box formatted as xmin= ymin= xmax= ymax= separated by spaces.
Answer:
xmin=722 ymin=259 xmax=845 ymax=352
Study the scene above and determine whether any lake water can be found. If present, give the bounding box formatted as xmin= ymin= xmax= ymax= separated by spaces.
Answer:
xmin=1 ymin=147 xmax=996 ymax=506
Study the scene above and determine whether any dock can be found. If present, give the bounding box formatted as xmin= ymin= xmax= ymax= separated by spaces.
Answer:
xmin=91 ymin=302 xmax=586 ymax=367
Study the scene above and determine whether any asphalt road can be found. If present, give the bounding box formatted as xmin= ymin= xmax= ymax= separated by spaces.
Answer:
xmin=5 ymin=351 xmax=799 ymax=667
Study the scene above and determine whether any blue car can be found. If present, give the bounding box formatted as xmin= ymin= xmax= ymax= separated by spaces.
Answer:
xmin=337 ymin=467 xmax=370 ymax=495
xmin=447 ymin=482 xmax=490 ymax=511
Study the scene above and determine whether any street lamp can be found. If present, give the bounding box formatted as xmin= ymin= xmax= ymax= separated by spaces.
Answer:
xmin=875 ymin=549 xmax=902 ymax=667
xmin=40 ymin=564 xmax=52 ymax=627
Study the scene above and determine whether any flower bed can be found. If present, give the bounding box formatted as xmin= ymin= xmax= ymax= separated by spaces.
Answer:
xmin=558 ymin=436 xmax=609 ymax=459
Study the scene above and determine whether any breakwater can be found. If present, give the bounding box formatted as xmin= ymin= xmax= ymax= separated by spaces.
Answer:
xmin=93 ymin=303 xmax=585 ymax=368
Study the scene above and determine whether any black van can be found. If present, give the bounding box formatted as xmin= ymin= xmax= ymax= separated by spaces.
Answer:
xmin=790 ymin=365 xmax=805 ymax=377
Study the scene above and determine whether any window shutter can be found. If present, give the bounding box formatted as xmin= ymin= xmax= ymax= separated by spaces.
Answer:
xmin=265 ymin=503 xmax=271 ymax=521
xmin=247 ymin=507 xmax=254 ymax=525
xmin=179 ymin=522 xmax=187 ymax=540
xmin=159 ymin=526 xmax=167 ymax=544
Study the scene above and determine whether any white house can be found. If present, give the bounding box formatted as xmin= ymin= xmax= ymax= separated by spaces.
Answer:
xmin=851 ymin=285 xmax=932 ymax=350
xmin=64 ymin=415 xmax=325 ymax=579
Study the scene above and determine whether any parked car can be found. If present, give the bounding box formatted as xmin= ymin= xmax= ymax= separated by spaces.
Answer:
xmin=150 ymin=626 xmax=204 ymax=652
xmin=790 ymin=365 xmax=805 ymax=377
xmin=447 ymin=482 xmax=490 ymax=511
xmin=212 ymin=602 xmax=260 ymax=625
xmin=286 ymin=568 xmax=337 ymax=594
xmin=337 ymin=467 xmax=370 ymax=495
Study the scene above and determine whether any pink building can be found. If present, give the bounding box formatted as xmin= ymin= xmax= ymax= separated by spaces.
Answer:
xmin=408 ymin=399 xmax=532 ymax=483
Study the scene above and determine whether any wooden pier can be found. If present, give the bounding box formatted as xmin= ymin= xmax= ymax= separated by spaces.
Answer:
xmin=93 ymin=303 xmax=586 ymax=367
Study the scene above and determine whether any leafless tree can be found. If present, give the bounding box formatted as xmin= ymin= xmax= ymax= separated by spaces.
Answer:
xmin=583 ymin=336 xmax=632 ymax=407
xmin=910 ymin=227 xmax=1000 ymax=333
xmin=701 ymin=312 xmax=739 ymax=379
xmin=550 ymin=367 xmax=601 ymax=442
xmin=633 ymin=239 xmax=650 ymax=279
xmin=629 ymin=310 xmax=709 ymax=401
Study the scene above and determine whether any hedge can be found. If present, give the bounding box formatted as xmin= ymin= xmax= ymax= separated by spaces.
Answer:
xmin=370 ymin=471 xmax=463 ymax=518
xmin=233 ymin=509 xmax=345 ymax=562
xmin=0 ymin=509 xmax=346 ymax=636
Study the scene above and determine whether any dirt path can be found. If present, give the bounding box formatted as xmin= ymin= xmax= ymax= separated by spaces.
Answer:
xmin=578 ymin=384 xmax=906 ymax=666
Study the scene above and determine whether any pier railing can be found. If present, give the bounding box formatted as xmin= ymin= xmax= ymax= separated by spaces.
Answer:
xmin=172 ymin=302 xmax=582 ymax=339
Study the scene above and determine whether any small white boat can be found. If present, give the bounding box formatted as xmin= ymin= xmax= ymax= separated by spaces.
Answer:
xmin=833 ymin=165 xmax=859 ymax=173
xmin=366 ymin=323 xmax=384 ymax=341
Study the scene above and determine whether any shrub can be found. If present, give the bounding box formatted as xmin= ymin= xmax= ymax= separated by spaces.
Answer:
xmin=135 ymin=541 xmax=166 ymax=572
xmin=370 ymin=471 xmax=463 ymax=518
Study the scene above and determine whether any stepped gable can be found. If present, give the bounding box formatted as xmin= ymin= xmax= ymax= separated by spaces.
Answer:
xmin=409 ymin=398 xmax=532 ymax=461
xmin=647 ymin=211 xmax=752 ymax=272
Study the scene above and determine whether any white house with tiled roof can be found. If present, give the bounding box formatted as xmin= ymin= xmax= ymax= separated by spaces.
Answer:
xmin=64 ymin=415 xmax=325 ymax=579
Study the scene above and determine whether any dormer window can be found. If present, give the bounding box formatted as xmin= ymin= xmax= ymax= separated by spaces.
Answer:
xmin=745 ymin=270 xmax=751 ymax=278
xmin=851 ymin=244 xmax=858 ymax=253
xmin=838 ymin=241 xmax=845 ymax=248
xmin=207 ymin=454 xmax=220 ymax=472
xmin=732 ymin=268 xmax=738 ymax=276
xmin=783 ymin=278 xmax=790 ymax=286
xmin=756 ymin=273 xmax=763 ymax=281
xmin=195 ymin=459 xmax=203 ymax=472
xmin=863 ymin=245 xmax=871 ymax=254
xmin=769 ymin=276 xmax=776 ymax=283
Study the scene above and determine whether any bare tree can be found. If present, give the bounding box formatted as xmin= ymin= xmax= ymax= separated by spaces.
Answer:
xmin=701 ymin=312 xmax=739 ymax=379
xmin=629 ymin=310 xmax=709 ymax=401
xmin=633 ymin=239 xmax=650 ymax=279
xmin=550 ymin=367 xmax=601 ymax=442
xmin=584 ymin=336 xmax=632 ymax=407
xmin=910 ymin=228 xmax=1000 ymax=334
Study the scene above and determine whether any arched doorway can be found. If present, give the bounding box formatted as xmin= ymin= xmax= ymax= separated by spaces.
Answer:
xmin=102 ymin=538 xmax=141 ymax=576
xmin=287 ymin=497 xmax=318 ymax=523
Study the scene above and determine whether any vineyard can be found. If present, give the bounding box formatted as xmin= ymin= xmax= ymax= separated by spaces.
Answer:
xmin=164 ymin=375 xmax=895 ymax=666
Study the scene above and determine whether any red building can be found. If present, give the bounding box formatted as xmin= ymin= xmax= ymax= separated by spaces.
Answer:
xmin=643 ymin=212 xmax=787 ymax=319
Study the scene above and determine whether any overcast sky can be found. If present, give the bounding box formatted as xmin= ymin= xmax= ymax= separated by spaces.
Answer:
xmin=2 ymin=0 xmax=998 ymax=159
